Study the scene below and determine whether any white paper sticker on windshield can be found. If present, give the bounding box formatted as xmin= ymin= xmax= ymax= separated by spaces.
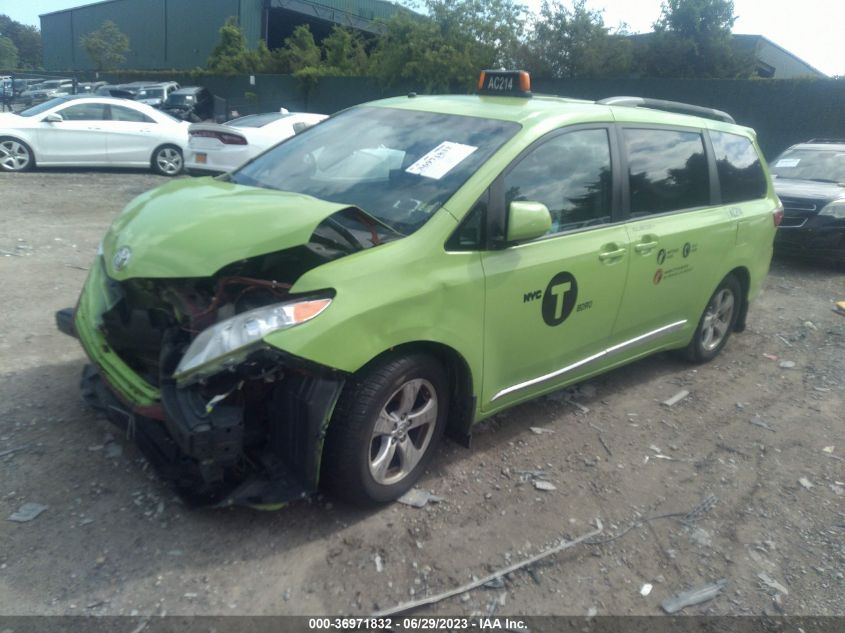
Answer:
xmin=775 ymin=158 xmax=800 ymax=168
xmin=405 ymin=142 xmax=478 ymax=180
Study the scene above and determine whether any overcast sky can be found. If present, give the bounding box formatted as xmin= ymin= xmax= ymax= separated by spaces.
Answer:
xmin=1 ymin=0 xmax=842 ymax=76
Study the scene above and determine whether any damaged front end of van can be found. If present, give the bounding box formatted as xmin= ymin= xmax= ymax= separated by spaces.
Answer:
xmin=57 ymin=178 xmax=399 ymax=508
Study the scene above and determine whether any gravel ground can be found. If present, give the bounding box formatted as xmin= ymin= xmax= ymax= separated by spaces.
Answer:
xmin=1 ymin=170 xmax=843 ymax=617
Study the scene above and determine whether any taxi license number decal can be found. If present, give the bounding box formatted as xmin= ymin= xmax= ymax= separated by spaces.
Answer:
xmin=405 ymin=141 xmax=477 ymax=180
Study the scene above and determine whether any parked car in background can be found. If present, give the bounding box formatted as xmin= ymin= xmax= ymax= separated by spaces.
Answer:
xmin=12 ymin=78 xmax=43 ymax=96
xmin=134 ymin=82 xmax=180 ymax=108
xmin=770 ymin=138 xmax=845 ymax=263
xmin=161 ymin=86 xmax=214 ymax=122
xmin=95 ymin=84 xmax=138 ymax=99
xmin=19 ymin=79 xmax=73 ymax=106
xmin=0 ymin=95 xmax=189 ymax=175
xmin=76 ymin=81 xmax=108 ymax=94
xmin=186 ymin=110 xmax=327 ymax=175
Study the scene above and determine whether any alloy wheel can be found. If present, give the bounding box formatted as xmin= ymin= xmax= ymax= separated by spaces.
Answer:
xmin=700 ymin=288 xmax=734 ymax=352
xmin=0 ymin=139 xmax=31 ymax=171
xmin=155 ymin=147 xmax=183 ymax=175
xmin=368 ymin=378 xmax=438 ymax=486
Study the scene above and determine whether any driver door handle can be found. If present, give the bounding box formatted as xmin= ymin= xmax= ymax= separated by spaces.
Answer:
xmin=634 ymin=240 xmax=659 ymax=254
xmin=598 ymin=246 xmax=626 ymax=262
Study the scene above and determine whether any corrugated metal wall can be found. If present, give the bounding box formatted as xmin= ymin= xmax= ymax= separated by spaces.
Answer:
xmin=239 ymin=0 xmax=266 ymax=49
xmin=164 ymin=0 xmax=242 ymax=68
xmin=269 ymin=0 xmax=401 ymax=21
xmin=42 ymin=0 xmax=250 ymax=71
xmin=40 ymin=0 xmax=406 ymax=71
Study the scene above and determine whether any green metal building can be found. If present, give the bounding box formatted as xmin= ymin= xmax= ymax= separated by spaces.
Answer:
xmin=41 ymin=0 xmax=406 ymax=71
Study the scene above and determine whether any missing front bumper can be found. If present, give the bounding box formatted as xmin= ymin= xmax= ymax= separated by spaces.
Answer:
xmin=72 ymin=349 xmax=344 ymax=508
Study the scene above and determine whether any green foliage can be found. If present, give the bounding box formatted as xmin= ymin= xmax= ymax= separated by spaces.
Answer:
xmin=80 ymin=20 xmax=130 ymax=70
xmin=321 ymin=27 xmax=369 ymax=75
xmin=205 ymin=20 xmax=370 ymax=89
xmin=273 ymin=25 xmax=322 ymax=74
xmin=0 ymin=14 xmax=41 ymax=68
xmin=642 ymin=0 xmax=754 ymax=78
xmin=207 ymin=17 xmax=272 ymax=74
xmin=0 ymin=35 xmax=18 ymax=69
xmin=207 ymin=17 xmax=248 ymax=72
xmin=195 ymin=0 xmax=762 ymax=91
xmin=370 ymin=0 xmax=525 ymax=92
xmin=521 ymin=0 xmax=631 ymax=79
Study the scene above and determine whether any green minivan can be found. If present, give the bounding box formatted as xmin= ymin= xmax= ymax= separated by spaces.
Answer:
xmin=58 ymin=72 xmax=782 ymax=508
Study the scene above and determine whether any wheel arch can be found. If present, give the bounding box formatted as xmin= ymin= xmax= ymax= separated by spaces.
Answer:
xmin=347 ymin=341 xmax=476 ymax=448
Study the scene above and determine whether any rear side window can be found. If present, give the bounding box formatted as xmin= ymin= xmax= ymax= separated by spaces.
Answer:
xmin=710 ymin=131 xmax=767 ymax=203
xmin=504 ymin=128 xmax=613 ymax=236
xmin=109 ymin=105 xmax=154 ymax=123
xmin=624 ymin=129 xmax=709 ymax=216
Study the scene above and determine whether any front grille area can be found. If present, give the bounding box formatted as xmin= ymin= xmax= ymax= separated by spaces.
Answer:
xmin=100 ymin=280 xmax=172 ymax=386
xmin=779 ymin=216 xmax=807 ymax=228
xmin=779 ymin=197 xmax=818 ymax=214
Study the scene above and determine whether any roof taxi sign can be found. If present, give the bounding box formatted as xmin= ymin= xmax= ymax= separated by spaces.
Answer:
xmin=477 ymin=70 xmax=532 ymax=98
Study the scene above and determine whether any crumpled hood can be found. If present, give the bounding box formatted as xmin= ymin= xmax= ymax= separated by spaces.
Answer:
xmin=103 ymin=177 xmax=351 ymax=280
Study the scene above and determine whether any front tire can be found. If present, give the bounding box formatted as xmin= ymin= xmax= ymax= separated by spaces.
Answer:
xmin=151 ymin=144 xmax=183 ymax=176
xmin=0 ymin=137 xmax=34 ymax=172
xmin=684 ymin=275 xmax=741 ymax=363
xmin=321 ymin=353 xmax=448 ymax=506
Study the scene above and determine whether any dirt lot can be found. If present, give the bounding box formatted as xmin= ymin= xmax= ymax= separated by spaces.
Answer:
xmin=1 ymin=170 xmax=843 ymax=618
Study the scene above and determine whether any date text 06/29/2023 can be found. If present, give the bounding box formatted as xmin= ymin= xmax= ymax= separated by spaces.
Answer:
xmin=306 ymin=616 xmax=529 ymax=630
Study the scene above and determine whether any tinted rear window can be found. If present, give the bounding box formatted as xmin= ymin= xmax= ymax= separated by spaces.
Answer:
xmin=624 ymin=129 xmax=709 ymax=216
xmin=228 ymin=113 xmax=290 ymax=128
xmin=710 ymin=131 xmax=767 ymax=203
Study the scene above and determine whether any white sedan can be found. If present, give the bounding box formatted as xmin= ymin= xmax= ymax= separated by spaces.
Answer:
xmin=185 ymin=110 xmax=327 ymax=175
xmin=0 ymin=96 xmax=189 ymax=176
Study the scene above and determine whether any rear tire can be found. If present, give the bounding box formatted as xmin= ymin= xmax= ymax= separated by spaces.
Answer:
xmin=321 ymin=353 xmax=448 ymax=506
xmin=151 ymin=144 xmax=183 ymax=176
xmin=0 ymin=137 xmax=34 ymax=172
xmin=684 ymin=275 xmax=741 ymax=363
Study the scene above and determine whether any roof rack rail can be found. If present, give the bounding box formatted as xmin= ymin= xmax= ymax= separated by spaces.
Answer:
xmin=597 ymin=96 xmax=735 ymax=124
xmin=806 ymin=138 xmax=845 ymax=144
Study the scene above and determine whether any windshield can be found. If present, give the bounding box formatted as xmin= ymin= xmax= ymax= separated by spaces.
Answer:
xmin=136 ymin=88 xmax=164 ymax=99
xmin=19 ymin=97 xmax=69 ymax=117
xmin=166 ymin=94 xmax=195 ymax=106
xmin=771 ymin=148 xmax=845 ymax=183
xmin=230 ymin=106 xmax=520 ymax=234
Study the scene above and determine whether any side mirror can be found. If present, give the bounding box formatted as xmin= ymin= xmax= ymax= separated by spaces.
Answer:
xmin=44 ymin=113 xmax=64 ymax=123
xmin=506 ymin=201 xmax=552 ymax=243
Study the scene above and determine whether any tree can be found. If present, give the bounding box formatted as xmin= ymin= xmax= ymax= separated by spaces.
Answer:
xmin=271 ymin=25 xmax=322 ymax=74
xmin=207 ymin=17 xmax=272 ymax=74
xmin=520 ymin=0 xmax=631 ymax=78
xmin=321 ymin=26 xmax=369 ymax=75
xmin=370 ymin=0 xmax=526 ymax=92
xmin=0 ymin=15 xmax=41 ymax=68
xmin=80 ymin=20 xmax=130 ymax=70
xmin=207 ymin=16 xmax=248 ymax=72
xmin=0 ymin=35 xmax=18 ymax=69
xmin=642 ymin=0 xmax=754 ymax=78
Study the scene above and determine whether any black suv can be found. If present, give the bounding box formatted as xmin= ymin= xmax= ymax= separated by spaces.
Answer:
xmin=771 ymin=139 xmax=845 ymax=263
xmin=161 ymin=86 xmax=214 ymax=122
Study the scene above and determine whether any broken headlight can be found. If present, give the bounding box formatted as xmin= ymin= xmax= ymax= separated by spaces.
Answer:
xmin=174 ymin=297 xmax=332 ymax=380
